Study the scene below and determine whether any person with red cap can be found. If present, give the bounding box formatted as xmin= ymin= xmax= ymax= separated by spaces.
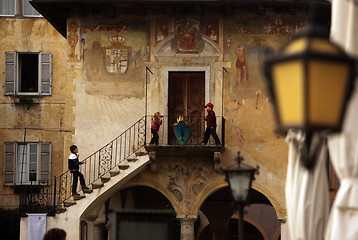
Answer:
xmin=201 ymin=103 xmax=221 ymax=145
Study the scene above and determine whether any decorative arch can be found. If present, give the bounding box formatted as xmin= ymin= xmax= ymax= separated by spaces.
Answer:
xmin=122 ymin=179 xmax=182 ymax=215
xmin=193 ymin=179 xmax=285 ymax=219
xmin=252 ymin=182 xmax=286 ymax=219
xmin=231 ymin=215 xmax=270 ymax=240
xmin=195 ymin=214 xmax=270 ymax=240
xmin=153 ymin=33 xmax=221 ymax=58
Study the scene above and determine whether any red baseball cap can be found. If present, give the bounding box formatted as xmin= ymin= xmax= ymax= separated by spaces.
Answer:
xmin=205 ymin=103 xmax=214 ymax=108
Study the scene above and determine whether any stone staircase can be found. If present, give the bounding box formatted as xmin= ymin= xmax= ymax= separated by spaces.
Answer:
xmin=57 ymin=150 xmax=150 ymax=213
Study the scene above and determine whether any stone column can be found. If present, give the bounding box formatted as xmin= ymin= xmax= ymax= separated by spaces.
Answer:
xmin=93 ymin=221 xmax=106 ymax=240
xmin=178 ymin=215 xmax=197 ymax=240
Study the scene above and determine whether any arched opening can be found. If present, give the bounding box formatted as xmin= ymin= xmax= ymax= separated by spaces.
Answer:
xmin=106 ymin=186 xmax=181 ymax=240
xmin=197 ymin=186 xmax=279 ymax=240
xmin=226 ymin=219 xmax=265 ymax=240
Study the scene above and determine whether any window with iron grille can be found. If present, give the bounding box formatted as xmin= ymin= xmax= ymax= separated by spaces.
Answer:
xmin=4 ymin=142 xmax=51 ymax=185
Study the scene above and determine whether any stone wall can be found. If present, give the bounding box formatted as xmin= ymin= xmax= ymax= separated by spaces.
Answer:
xmin=0 ymin=18 xmax=67 ymax=208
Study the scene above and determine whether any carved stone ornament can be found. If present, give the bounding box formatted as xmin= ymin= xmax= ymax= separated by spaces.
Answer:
xmin=166 ymin=161 xmax=209 ymax=202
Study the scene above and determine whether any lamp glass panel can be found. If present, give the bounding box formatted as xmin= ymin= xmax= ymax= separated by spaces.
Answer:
xmin=310 ymin=38 xmax=340 ymax=54
xmin=273 ymin=60 xmax=304 ymax=127
xmin=227 ymin=171 xmax=252 ymax=202
xmin=308 ymin=60 xmax=349 ymax=127
xmin=285 ymin=38 xmax=308 ymax=54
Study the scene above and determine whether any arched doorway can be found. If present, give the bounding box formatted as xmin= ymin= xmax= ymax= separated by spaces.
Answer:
xmin=197 ymin=186 xmax=279 ymax=240
xmin=107 ymin=186 xmax=181 ymax=240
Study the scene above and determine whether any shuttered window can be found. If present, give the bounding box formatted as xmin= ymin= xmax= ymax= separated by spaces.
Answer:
xmin=0 ymin=0 xmax=15 ymax=16
xmin=4 ymin=52 xmax=52 ymax=96
xmin=3 ymin=142 xmax=51 ymax=186
xmin=22 ymin=0 xmax=41 ymax=17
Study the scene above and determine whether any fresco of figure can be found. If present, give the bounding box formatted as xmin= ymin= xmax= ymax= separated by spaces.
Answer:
xmin=157 ymin=24 xmax=170 ymax=42
xmin=178 ymin=21 xmax=197 ymax=52
xmin=235 ymin=44 xmax=249 ymax=86
xmin=68 ymin=21 xmax=79 ymax=60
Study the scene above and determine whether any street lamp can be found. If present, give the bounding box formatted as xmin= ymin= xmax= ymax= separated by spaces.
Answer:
xmin=264 ymin=20 xmax=356 ymax=169
xmin=223 ymin=152 xmax=259 ymax=240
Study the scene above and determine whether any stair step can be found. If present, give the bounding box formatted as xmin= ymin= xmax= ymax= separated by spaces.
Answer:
xmin=56 ymin=207 xmax=66 ymax=214
xmin=109 ymin=169 xmax=120 ymax=177
xmin=100 ymin=174 xmax=111 ymax=183
xmin=92 ymin=180 xmax=104 ymax=189
xmin=118 ymin=164 xmax=129 ymax=170
xmin=73 ymin=195 xmax=86 ymax=201
xmin=135 ymin=151 xmax=147 ymax=156
xmin=64 ymin=201 xmax=76 ymax=207
xmin=127 ymin=157 xmax=138 ymax=162
xmin=82 ymin=188 xmax=93 ymax=194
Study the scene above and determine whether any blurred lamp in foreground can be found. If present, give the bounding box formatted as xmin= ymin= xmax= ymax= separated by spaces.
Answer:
xmin=223 ymin=152 xmax=259 ymax=240
xmin=264 ymin=25 xmax=356 ymax=169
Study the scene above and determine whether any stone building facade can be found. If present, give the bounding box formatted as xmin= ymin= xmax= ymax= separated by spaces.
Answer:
xmin=0 ymin=1 xmax=332 ymax=240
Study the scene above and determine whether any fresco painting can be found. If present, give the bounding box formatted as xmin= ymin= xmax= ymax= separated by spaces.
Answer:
xmin=200 ymin=19 xmax=219 ymax=42
xmin=156 ymin=20 xmax=174 ymax=43
xmin=224 ymin=15 xmax=303 ymax=99
xmin=224 ymin=14 xmax=303 ymax=149
xmin=79 ymin=21 xmax=149 ymax=98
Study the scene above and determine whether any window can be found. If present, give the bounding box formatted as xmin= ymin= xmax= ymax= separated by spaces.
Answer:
xmin=4 ymin=142 xmax=51 ymax=185
xmin=22 ymin=0 xmax=41 ymax=17
xmin=4 ymin=52 xmax=52 ymax=96
xmin=0 ymin=0 xmax=15 ymax=16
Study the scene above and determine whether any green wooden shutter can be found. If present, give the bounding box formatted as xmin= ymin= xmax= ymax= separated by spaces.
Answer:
xmin=39 ymin=142 xmax=51 ymax=184
xmin=4 ymin=52 xmax=16 ymax=95
xmin=4 ymin=142 xmax=16 ymax=185
xmin=40 ymin=52 xmax=52 ymax=96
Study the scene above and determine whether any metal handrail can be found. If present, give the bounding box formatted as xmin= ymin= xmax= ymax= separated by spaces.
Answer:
xmin=20 ymin=115 xmax=225 ymax=211
xmin=53 ymin=116 xmax=146 ymax=207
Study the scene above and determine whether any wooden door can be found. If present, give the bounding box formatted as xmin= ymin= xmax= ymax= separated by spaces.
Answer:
xmin=168 ymin=72 xmax=205 ymax=144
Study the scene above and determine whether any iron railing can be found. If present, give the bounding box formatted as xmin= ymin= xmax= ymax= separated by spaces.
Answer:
xmin=53 ymin=116 xmax=146 ymax=207
xmin=19 ymin=115 xmax=225 ymax=211
xmin=144 ymin=115 xmax=225 ymax=146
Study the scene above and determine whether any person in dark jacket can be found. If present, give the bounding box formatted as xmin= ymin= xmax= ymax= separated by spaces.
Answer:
xmin=68 ymin=145 xmax=89 ymax=196
xmin=201 ymin=103 xmax=221 ymax=145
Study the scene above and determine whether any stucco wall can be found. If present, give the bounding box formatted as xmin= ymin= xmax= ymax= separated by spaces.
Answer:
xmin=0 ymin=18 xmax=67 ymax=208
xmin=60 ymin=11 xmax=305 ymax=220
xmin=0 ymin=9 xmax=303 ymax=220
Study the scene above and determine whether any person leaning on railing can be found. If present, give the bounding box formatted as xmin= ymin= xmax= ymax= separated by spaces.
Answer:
xmin=68 ymin=145 xmax=89 ymax=196
xmin=200 ymin=103 xmax=221 ymax=145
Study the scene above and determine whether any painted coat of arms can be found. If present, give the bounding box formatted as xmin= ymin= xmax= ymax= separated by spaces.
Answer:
xmin=105 ymin=35 xmax=132 ymax=74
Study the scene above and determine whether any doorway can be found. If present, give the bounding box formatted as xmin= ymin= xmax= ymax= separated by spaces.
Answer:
xmin=168 ymin=71 xmax=205 ymax=144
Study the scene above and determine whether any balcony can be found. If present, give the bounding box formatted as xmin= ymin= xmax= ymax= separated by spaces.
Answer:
xmin=144 ymin=115 xmax=226 ymax=172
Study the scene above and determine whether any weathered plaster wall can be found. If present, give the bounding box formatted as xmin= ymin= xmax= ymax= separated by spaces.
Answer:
xmin=0 ymin=18 xmax=67 ymax=208
xmin=219 ymin=12 xmax=304 ymax=218
xmin=67 ymin=20 xmax=146 ymax=157
xmin=66 ymin=11 xmax=304 ymax=219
